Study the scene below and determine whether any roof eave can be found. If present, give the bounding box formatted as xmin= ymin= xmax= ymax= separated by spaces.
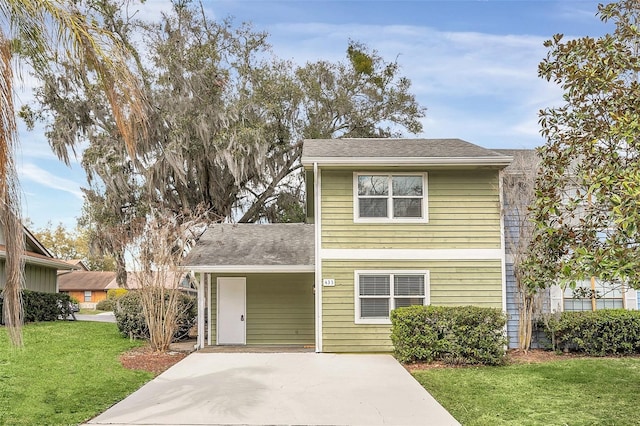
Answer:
xmin=301 ymin=156 xmax=513 ymax=167
xmin=180 ymin=265 xmax=315 ymax=273
xmin=0 ymin=251 xmax=75 ymax=270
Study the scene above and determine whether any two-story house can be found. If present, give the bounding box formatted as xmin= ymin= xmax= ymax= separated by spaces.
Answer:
xmin=183 ymin=138 xmax=513 ymax=352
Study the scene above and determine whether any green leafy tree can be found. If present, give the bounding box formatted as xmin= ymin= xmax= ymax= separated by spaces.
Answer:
xmin=23 ymin=1 xmax=425 ymax=274
xmin=29 ymin=221 xmax=116 ymax=271
xmin=525 ymin=0 xmax=640 ymax=294
xmin=0 ymin=0 xmax=147 ymax=346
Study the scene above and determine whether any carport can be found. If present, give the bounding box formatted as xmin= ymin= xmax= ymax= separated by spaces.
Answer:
xmin=182 ymin=223 xmax=315 ymax=350
xmin=88 ymin=352 xmax=459 ymax=425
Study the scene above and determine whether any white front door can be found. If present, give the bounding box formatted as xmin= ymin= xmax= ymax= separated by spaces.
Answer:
xmin=217 ymin=277 xmax=246 ymax=345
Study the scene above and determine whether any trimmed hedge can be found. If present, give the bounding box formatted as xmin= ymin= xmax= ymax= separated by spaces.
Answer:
xmin=114 ymin=290 xmax=196 ymax=341
xmin=390 ymin=305 xmax=507 ymax=365
xmin=542 ymin=310 xmax=640 ymax=355
xmin=0 ymin=290 xmax=74 ymax=323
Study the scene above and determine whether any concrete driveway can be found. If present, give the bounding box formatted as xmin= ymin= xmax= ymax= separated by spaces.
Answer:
xmin=88 ymin=352 xmax=459 ymax=426
xmin=75 ymin=312 xmax=116 ymax=323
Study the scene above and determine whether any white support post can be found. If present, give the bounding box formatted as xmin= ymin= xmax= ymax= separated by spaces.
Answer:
xmin=194 ymin=270 xmax=205 ymax=350
xmin=207 ymin=273 xmax=212 ymax=345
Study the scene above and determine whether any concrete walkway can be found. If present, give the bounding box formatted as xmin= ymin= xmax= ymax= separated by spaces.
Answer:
xmin=75 ymin=312 xmax=116 ymax=323
xmin=88 ymin=352 xmax=459 ymax=426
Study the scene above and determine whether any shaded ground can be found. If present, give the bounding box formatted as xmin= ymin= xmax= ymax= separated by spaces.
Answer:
xmin=404 ymin=349 xmax=584 ymax=372
xmin=120 ymin=347 xmax=573 ymax=376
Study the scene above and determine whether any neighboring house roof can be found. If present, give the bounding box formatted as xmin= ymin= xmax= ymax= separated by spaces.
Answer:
xmin=301 ymin=138 xmax=512 ymax=167
xmin=58 ymin=270 xmax=186 ymax=291
xmin=64 ymin=259 xmax=90 ymax=271
xmin=182 ymin=223 xmax=315 ymax=272
xmin=495 ymin=149 xmax=538 ymax=174
xmin=23 ymin=226 xmax=53 ymax=257
xmin=58 ymin=271 xmax=118 ymax=291
xmin=0 ymin=245 xmax=76 ymax=270
xmin=0 ymin=226 xmax=74 ymax=270
xmin=125 ymin=271 xmax=184 ymax=290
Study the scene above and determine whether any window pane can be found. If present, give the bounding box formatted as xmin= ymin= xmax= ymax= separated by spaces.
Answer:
xmin=564 ymin=298 xmax=591 ymax=312
xmin=361 ymin=298 xmax=389 ymax=318
xmin=393 ymin=198 xmax=422 ymax=218
xmin=596 ymin=299 xmax=623 ymax=310
xmin=360 ymin=275 xmax=390 ymax=296
xmin=394 ymin=275 xmax=425 ymax=296
xmin=358 ymin=175 xmax=388 ymax=196
xmin=392 ymin=176 xmax=422 ymax=196
xmin=359 ymin=198 xmax=388 ymax=218
xmin=394 ymin=298 xmax=424 ymax=308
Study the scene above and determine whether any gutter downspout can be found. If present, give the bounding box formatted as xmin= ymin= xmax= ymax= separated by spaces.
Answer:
xmin=498 ymin=170 xmax=507 ymax=314
xmin=207 ymin=273 xmax=212 ymax=346
xmin=498 ymin=170 xmax=509 ymax=348
xmin=314 ymin=162 xmax=323 ymax=353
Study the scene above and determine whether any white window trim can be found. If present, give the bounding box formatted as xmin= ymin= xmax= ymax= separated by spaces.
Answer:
xmin=353 ymin=172 xmax=428 ymax=223
xmin=354 ymin=270 xmax=430 ymax=325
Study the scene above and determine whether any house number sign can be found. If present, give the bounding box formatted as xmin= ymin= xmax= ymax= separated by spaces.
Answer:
xmin=322 ymin=279 xmax=335 ymax=287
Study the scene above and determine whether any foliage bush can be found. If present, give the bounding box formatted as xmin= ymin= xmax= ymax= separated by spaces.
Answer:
xmin=0 ymin=290 xmax=74 ymax=324
xmin=107 ymin=288 xmax=128 ymax=299
xmin=114 ymin=290 xmax=196 ymax=341
xmin=96 ymin=288 xmax=129 ymax=311
xmin=95 ymin=299 xmax=114 ymax=311
xmin=390 ymin=305 xmax=507 ymax=365
xmin=114 ymin=292 xmax=147 ymax=339
xmin=542 ymin=310 xmax=640 ymax=356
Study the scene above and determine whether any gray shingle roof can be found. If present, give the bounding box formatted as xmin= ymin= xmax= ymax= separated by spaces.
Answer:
xmin=183 ymin=223 xmax=314 ymax=268
xmin=301 ymin=138 xmax=510 ymax=163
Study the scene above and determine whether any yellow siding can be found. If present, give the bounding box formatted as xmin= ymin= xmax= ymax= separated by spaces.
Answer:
xmin=207 ymin=273 xmax=314 ymax=346
xmin=320 ymin=169 xmax=501 ymax=249
xmin=321 ymin=259 xmax=502 ymax=352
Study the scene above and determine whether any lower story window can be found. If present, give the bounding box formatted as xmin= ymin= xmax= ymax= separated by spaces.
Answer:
xmin=563 ymin=279 xmax=623 ymax=311
xmin=356 ymin=271 xmax=429 ymax=324
xmin=84 ymin=291 xmax=92 ymax=302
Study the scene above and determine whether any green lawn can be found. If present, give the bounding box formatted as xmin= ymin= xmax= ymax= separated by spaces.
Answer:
xmin=0 ymin=321 xmax=153 ymax=425
xmin=414 ymin=357 xmax=640 ymax=425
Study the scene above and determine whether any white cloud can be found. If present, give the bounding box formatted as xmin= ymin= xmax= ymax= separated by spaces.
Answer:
xmin=264 ymin=22 xmax=556 ymax=148
xmin=19 ymin=163 xmax=84 ymax=200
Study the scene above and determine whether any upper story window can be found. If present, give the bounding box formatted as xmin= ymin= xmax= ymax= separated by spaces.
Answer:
xmin=354 ymin=173 xmax=428 ymax=223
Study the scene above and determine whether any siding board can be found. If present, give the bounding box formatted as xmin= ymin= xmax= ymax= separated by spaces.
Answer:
xmin=207 ymin=273 xmax=314 ymax=346
xmin=321 ymin=259 xmax=503 ymax=352
xmin=320 ymin=169 xmax=502 ymax=249
xmin=1 ymin=263 xmax=57 ymax=293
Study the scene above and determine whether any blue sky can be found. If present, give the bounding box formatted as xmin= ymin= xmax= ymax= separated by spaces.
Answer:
xmin=17 ymin=0 xmax=610 ymax=231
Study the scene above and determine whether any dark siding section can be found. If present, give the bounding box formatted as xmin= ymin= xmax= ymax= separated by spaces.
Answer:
xmin=505 ymin=261 xmax=519 ymax=348
xmin=0 ymin=261 xmax=57 ymax=293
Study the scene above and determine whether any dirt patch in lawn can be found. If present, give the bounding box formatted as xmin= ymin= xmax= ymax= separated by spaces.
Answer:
xmin=120 ymin=346 xmax=188 ymax=376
